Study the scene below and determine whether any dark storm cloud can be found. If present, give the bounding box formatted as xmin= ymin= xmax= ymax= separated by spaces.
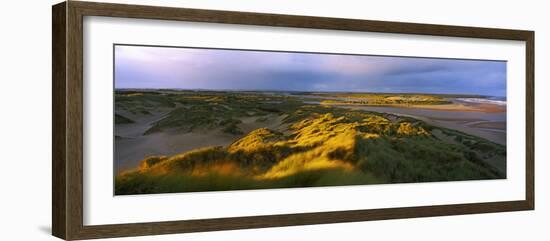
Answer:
xmin=115 ymin=45 xmax=507 ymax=96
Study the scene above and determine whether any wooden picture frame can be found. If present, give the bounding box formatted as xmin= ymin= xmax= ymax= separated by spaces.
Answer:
xmin=52 ymin=1 xmax=534 ymax=240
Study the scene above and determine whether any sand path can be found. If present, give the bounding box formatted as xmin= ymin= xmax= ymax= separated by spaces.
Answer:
xmin=114 ymin=113 xmax=287 ymax=173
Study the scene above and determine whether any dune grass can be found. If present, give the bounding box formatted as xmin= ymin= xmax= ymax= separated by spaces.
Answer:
xmin=115 ymin=95 xmax=505 ymax=195
xmin=315 ymin=93 xmax=453 ymax=105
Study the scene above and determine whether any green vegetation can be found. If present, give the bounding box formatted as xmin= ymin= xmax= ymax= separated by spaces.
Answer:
xmin=132 ymin=92 xmax=300 ymax=135
xmin=115 ymin=90 xmax=505 ymax=195
xmin=316 ymin=93 xmax=452 ymax=106
xmin=115 ymin=91 xmax=176 ymax=116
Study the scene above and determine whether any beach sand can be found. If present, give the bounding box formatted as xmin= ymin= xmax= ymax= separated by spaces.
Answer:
xmin=114 ymin=112 xmax=287 ymax=173
xmin=340 ymin=102 xmax=506 ymax=146
xmin=408 ymin=102 xmax=505 ymax=113
xmin=321 ymin=99 xmax=506 ymax=113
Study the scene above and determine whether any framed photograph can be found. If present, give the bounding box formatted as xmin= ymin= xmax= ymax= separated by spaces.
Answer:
xmin=52 ymin=1 xmax=534 ymax=240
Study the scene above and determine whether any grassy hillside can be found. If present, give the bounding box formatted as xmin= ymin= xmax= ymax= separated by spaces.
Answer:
xmin=311 ymin=93 xmax=452 ymax=105
xmin=115 ymin=96 xmax=505 ymax=195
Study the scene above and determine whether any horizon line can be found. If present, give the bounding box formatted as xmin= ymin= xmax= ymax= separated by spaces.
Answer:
xmin=114 ymin=88 xmax=501 ymax=97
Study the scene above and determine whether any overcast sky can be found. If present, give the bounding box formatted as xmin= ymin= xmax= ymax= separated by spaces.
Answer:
xmin=115 ymin=45 xmax=506 ymax=96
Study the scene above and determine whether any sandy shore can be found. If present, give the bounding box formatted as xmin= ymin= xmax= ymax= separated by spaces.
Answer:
xmin=468 ymin=121 xmax=506 ymax=130
xmin=321 ymin=100 xmax=506 ymax=113
xmin=408 ymin=102 xmax=506 ymax=113
xmin=339 ymin=104 xmax=506 ymax=145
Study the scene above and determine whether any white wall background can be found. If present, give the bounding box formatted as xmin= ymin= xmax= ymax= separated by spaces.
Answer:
xmin=0 ymin=0 xmax=547 ymax=240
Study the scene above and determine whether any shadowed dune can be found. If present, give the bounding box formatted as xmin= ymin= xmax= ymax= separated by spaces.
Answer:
xmin=116 ymin=107 xmax=506 ymax=194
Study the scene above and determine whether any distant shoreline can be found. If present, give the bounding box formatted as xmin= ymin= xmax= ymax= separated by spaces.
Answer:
xmin=114 ymin=88 xmax=500 ymax=99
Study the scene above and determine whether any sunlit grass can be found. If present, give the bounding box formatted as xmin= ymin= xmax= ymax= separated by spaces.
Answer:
xmin=115 ymin=100 xmax=505 ymax=195
xmin=319 ymin=93 xmax=453 ymax=106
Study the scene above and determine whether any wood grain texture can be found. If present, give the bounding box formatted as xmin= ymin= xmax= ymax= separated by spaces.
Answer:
xmin=52 ymin=2 xmax=67 ymax=240
xmin=525 ymin=32 xmax=535 ymax=209
xmin=71 ymin=1 xmax=533 ymax=40
xmin=73 ymin=201 xmax=530 ymax=240
xmin=52 ymin=1 xmax=535 ymax=240
xmin=66 ymin=2 xmax=85 ymax=240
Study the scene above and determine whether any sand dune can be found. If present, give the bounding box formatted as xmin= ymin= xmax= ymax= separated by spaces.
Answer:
xmin=115 ymin=112 xmax=287 ymax=173
xmin=341 ymin=104 xmax=506 ymax=145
